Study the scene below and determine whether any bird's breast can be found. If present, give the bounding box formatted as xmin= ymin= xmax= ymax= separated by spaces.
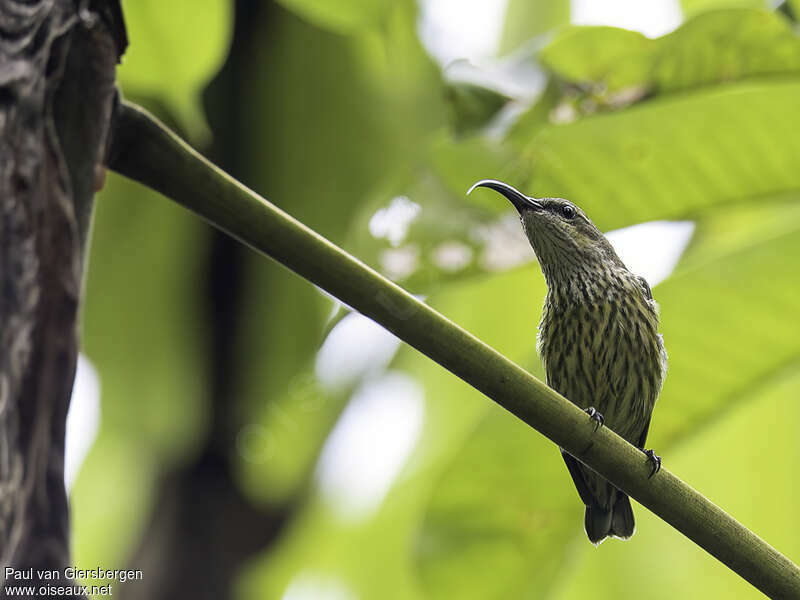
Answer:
xmin=537 ymin=291 xmax=666 ymax=444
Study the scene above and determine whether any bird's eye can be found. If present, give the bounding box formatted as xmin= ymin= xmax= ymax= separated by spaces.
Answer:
xmin=560 ymin=205 xmax=576 ymax=220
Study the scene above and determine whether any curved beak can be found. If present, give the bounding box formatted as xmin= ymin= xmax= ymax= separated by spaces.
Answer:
xmin=467 ymin=180 xmax=542 ymax=213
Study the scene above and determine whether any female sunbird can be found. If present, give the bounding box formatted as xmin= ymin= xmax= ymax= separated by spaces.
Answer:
xmin=469 ymin=180 xmax=667 ymax=544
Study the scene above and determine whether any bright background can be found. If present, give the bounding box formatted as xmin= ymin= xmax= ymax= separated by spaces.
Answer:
xmin=68 ymin=0 xmax=800 ymax=598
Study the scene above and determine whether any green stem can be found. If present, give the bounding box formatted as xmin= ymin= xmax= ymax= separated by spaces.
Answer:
xmin=107 ymin=100 xmax=800 ymax=599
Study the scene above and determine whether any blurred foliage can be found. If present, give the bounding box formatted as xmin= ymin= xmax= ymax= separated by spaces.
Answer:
xmin=75 ymin=176 xmax=212 ymax=572
xmin=499 ymin=0 xmax=570 ymax=55
xmin=274 ymin=0 xmax=395 ymax=32
xmin=444 ymin=83 xmax=511 ymax=136
xmin=74 ymin=1 xmax=800 ymax=599
xmin=117 ymin=0 xmax=232 ymax=141
xmin=681 ymin=0 xmax=769 ymax=18
xmin=227 ymin=0 xmax=446 ymax=503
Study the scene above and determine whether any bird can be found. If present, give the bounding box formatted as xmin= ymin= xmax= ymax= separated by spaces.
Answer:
xmin=468 ymin=179 xmax=667 ymax=545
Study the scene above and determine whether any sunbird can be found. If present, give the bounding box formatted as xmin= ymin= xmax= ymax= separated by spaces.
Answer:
xmin=468 ymin=180 xmax=667 ymax=545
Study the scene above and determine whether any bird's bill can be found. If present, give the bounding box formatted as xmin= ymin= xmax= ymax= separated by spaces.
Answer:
xmin=467 ymin=179 xmax=542 ymax=212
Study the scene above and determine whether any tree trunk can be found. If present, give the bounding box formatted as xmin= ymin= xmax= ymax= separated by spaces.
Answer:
xmin=0 ymin=0 xmax=125 ymax=594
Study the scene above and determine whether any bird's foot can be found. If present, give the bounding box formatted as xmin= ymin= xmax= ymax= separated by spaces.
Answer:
xmin=644 ymin=449 xmax=661 ymax=478
xmin=584 ymin=407 xmax=604 ymax=432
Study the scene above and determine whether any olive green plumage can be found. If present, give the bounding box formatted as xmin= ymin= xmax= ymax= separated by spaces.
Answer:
xmin=469 ymin=180 xmax=667 ymax=545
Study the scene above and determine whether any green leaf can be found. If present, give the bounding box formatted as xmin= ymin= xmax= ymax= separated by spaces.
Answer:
xmin=654 ymin=9 xmax=800 ymax=92
xmin=275 ymin=0 xmax=394 ymax=33
xmin=520 ymin=10 xmax=800 ymax=140
xmin=118 ymin=0 xmax=232 ymax=141
xmin=539 ymin=26 xmax=654 ymax=91
xmin=653 ymin=199 xmax=800 ymax=445
xmin=428 ymin=134 xmax=525 ymax=208
xmin=500 ymin=0 xmax=570 ymax=55
xmin=520 ymin=81 xmax=800 ymax=230
xmin=681 ymin=0 xmax=768 ymax=18
xmin=537 ymin=9 xmax=800 ymax=104
xmin=676 ymin=194 xmax=800 ymax=278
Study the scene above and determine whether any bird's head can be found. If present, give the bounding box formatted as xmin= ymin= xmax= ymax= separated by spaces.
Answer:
xmin=468 ymin=179 xmax=622 ymax=284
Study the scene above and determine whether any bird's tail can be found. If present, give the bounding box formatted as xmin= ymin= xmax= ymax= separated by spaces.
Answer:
xmin=584 ymin=493 xmax=635 ymax=545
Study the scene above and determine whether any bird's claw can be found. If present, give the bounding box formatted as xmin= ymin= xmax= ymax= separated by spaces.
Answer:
xmin=644 ymin=449 xmax=661 ymax=478
xmin=584 ymin=407 xmax=604 ymax=432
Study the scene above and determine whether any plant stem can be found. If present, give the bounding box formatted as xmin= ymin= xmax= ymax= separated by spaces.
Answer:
xmin=107 ymin=100 xmax=800 ymax=600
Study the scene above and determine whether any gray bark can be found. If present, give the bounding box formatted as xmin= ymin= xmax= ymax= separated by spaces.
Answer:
xmin=0 ymin=0 xmax=124 ymax=593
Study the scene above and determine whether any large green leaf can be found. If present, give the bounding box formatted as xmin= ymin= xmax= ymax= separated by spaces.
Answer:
xmin=118 ymin=0 xmax=232 ymax=140
xmin=539 ymin=27 xmax=653 ymax=91
xmin=654 ymin=9 xmax=800 ymax=92
xmin=519 ymin=81 xmax=800 ymax=230
xmin=655 ymin=202 xmax=800 ymax=447
xmin=535 ymin=9 xmax=800 ymax=115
